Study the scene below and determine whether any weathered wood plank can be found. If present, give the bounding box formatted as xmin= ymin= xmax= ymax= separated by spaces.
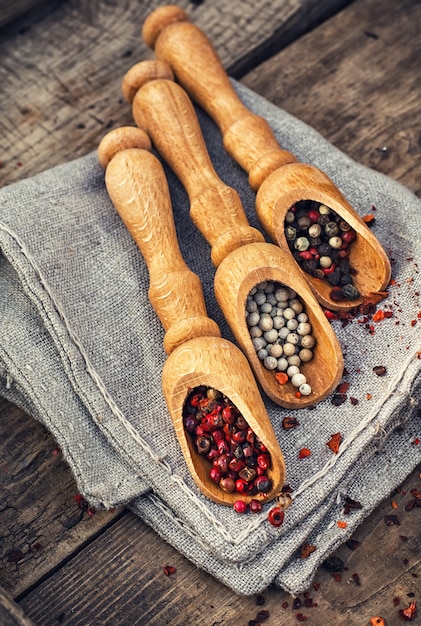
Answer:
xmin=0 ymin=0 xmax=351 ymax=189
xmin=0 ymin=586 xmax=34 ymax=626
xmin=0 ymin=0 xmax=420 ymax=623
xmin=0 ymin=399 xmax=123 ymax=596
xmin=242 ymin=0 xmax=421 ymax=197
xmin=16 ymin=465 xmax=421 ymax=625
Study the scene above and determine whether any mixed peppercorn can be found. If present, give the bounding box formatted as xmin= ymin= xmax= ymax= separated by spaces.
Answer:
xmin=284 ymin=200 xmax=360 ymax=302
xmin=183 ymin=386 xmax=273 ymax=498
xmin=246 ymin=280 xmax=315 ymax=395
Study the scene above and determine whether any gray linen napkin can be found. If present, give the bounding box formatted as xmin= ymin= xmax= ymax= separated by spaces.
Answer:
xmin=1 ymin=81 xmax=420 ymax=595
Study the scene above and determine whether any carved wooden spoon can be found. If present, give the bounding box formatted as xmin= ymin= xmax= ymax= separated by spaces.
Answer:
xmin=98 ymin=126 xmax=285 ymax=505
xmin=140 ymin=5 xmax=391 ymax=311
xmin=121 ymin=65 xmax=343 ymax=408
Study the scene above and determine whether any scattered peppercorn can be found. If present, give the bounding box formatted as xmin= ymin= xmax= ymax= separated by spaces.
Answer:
xmin=282 ymin=416 xmax=300 ymax=429
xmin=163 ymin=565 xmax=176 ymax=576
xmin=400 ymin=601 xmax=417 ymax=621
xmin=373 ymin=365 xmax=387 ymax=376
xmin=343 ymin=495 xmax=363 ymax=514
xmin=322 ymin=555 xmax=344 ymax=572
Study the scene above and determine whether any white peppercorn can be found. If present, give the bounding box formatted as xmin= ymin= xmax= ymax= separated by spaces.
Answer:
xmin=277 ymin=357 xmax=288 ymax=371
xmin=252 ymin=337 xmax=267 ymax=351
xmin=299 ymin=348 xmax=313 ymax=362
xmin=299 ymin=383 xmax=312 ymax=396
xmin=257 ymin=348 xmax=268 ymax=361
xmin=264 ymin=329 xmax=279 ymax=344
xmin=319 ymin=256 xmax=332 ymax=269
xmin=283 ymin=307 xmax=296 ymax=320
xmin=289 ymin=299 xmax=303 ymax=314
xmin=273 ymin=316 xmax=285 ymax=330
xmin=283 ymin=342 xmax=296 ymax=356
xmin=286 ymin=318 xmax=298 ymax=331
xmin=287 ymin=365 xmax=300 ymax=377
xmin=301 ymin=334 xmax=316 ymax=349
xmin=247 ymin=312 xmax=260 ymax=327
xmin=260 ymin=302 xmax=273 ymax=314
xmin=269 ymin=343 xmax=283 ymax=358
xmin=286 ymin=333 xmax=300 ymax=345
xmin=249 ymin=326 xmax=263 ymax=338
xmin=291 ymin=373 xmax=307 ymax=387
xmin=287 ymin=354 xmax=301 ymax=367
xmin=263 ymin=355 xmax=278 ymax=370
xmin=297 ymin=322 xmax=312 ymax=336
xmin=254 ymin=291 xmax=266 ymax=306
xmin=275 ymin=287 xmax=290 ymax=302
xmin=246 ymin=299 xmax=258 ymax=313
xmin=259 ymin=313 xmax=273 ymax=331
xmin=278 ymin=327 xmax=290 ymax=340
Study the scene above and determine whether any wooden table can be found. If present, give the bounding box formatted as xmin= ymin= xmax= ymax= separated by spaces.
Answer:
xmin=1 ymin=0 xmax=420 ymax=624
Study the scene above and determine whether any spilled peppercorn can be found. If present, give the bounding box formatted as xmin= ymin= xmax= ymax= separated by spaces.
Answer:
xmin=284 ymin=200 xmax=360 ymax=302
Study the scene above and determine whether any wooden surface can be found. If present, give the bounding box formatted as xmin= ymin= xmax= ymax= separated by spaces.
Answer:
xmin=0 ymin=0 xmax=420 ymax=624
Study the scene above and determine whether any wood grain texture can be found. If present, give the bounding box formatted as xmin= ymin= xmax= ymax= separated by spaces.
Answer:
xmin=145 ymin=9 xmax=391 ymax=311
xmin=0 ymin=0 xmax=420 ymax=623
xmin=0 ymin=0 xmax=353 ymax=189
xmin=242 ymin=0 xmax=421 ymax=198
xmin=0 ymin=400 xmax=122 ymax=597
xmin=16 ymin=467 xmax=421 ymax=625
xmin=100 ymin=128 xmax=286 ymax=502
xmin=0 ymin=586 xmax=34 ymax=626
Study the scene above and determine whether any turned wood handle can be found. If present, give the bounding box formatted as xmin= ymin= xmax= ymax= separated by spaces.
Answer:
xmin=98 ymin=126 xmax=220 ymax=354
xmin=123 ymin=62 xmax=264 ymax=267
xmin=142 ymin=5 xmax=297 ymax=190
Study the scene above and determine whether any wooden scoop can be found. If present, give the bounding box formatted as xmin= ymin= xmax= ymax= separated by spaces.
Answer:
xmin=97 ymin=126 xmax=285 ymax=505
xmin=121 ymin=65 xmax=343 ymax=408
xmin=140 ymin=5 xmax=391 ymax=311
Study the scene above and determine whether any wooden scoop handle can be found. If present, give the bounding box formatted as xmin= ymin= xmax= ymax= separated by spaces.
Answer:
xmin=98 ymin=126 xmax=220 ymax=354
xmin=123 ymin=60 xmax=265 ymax=267
xmin=142 ymin=5 xmax=297 ymax=190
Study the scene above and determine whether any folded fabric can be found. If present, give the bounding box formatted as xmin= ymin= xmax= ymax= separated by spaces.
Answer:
xmin=0 ymin=81 xmax=420 ymax=595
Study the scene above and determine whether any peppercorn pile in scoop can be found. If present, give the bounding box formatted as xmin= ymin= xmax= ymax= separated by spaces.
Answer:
xmin=246 ymin=281 xmax=315 ymax=395
xmin=183 ymin=386 xmax=273 ymax=498
xmin=285 ymin=200 xmax=360 ymax=302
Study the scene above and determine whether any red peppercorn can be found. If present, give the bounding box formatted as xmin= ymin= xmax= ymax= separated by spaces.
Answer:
xmin=209 ymin=467 xmax=222 ymax=483
xmin=233 ymin=430 xmax=247 ymax=444
xmin=254 ymin=475 xmax=271 ymax=493
xmin=217 ymin=439 xmax=229 ymax=455
xmin=299 ymin=250 xmax=313 ymax=260
xmin=323 ymin=263 xmax=336 ymax=275
xmin=257 ymin=454 xmax=271 ymax=470
xmin=206 ymin=447 xmax=219 ymax=461
xmin=236 ymin=415 xmax=248 ymax=430
xmin=268 ymin=506 xmax=285 ymax=527
xmin=222 ymin=406 xmax=237 ymax=424
xmin=307 ymin=209 xmax=320 ymax=222
xmin=229 ymin=458 xmax=246 ymax=472
xmin=212 ymin=429 xmax=224 ymax=443
xmin=235 ymin=478 xmax=249 ymax=493
xmin=342 ymin=230 xmax=356 ymax=244
xmin=233 ymin=500 xmax=247 ymax=514
xmin=249 ymin=499 xmax=263 ymax=513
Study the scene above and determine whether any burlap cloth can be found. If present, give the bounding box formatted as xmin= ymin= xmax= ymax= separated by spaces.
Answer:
xmin=1 ymin=82 xmax=420 ymax=595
